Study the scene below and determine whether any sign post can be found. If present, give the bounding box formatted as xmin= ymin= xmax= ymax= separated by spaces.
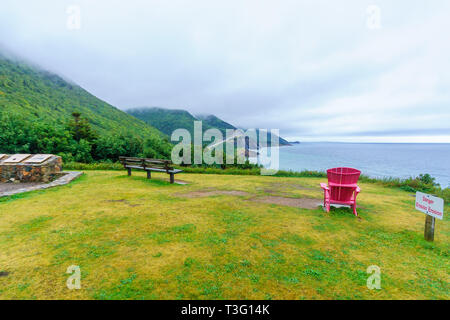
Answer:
xmin=424 ymin=215 xmax=435 ymax=241
xmin=415 ymin=192 xmax=444 ymax=242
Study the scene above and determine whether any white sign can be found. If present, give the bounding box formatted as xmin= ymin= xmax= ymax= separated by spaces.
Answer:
xmin=24 ymin=154 xmax=52 ymax=163
xmin=3 ymin=154 xmax=31 ymax=163
xmin=415 ymin=192 xmax=444 ymax=220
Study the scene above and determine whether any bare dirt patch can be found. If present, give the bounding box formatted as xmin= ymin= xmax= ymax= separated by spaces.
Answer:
xmin=268 ymin=182 xmax=316 ymax=191
xmin=176 ymin=190 xmax=250 ymax=198
xmin=255 ymin=182 xmax=319 ymax=196
xmin=249 ymin=196 xmax=321 ymax=209
xmin=0 ymin=271 xmax=10 ymax=277
xmin=104 ymin=199 xmax=142 ymax=207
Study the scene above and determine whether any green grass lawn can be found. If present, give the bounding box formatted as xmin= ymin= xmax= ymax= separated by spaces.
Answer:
xmin=0 ymin=170 xmax=448 ymax=300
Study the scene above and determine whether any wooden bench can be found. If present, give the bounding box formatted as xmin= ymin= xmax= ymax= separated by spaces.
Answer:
xmin=119 ymin=157 xmax=183 ymax=184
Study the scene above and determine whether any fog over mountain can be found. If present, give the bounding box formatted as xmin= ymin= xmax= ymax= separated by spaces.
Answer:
xmin=1 ymin=0 xmax=449 ymax=142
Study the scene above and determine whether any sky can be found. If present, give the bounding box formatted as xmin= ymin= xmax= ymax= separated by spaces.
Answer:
xmin=1 ymin=0 xmax=449 ymax=143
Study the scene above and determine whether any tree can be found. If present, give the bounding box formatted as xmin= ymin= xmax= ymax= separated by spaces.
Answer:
xmin=68 ymin=112 xmax=98 ymax=142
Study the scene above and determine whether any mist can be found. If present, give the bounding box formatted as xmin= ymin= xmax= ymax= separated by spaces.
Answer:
xmin=1 ymin=0 xmax=449 ymax=142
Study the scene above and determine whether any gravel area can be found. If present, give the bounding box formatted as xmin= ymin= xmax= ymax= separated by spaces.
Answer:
xmin=0 ymin=171 xmax=83 ymax=197
xmin=0 ymin=182 xmax=45 ymax=193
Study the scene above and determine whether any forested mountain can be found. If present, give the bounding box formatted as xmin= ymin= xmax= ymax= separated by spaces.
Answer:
xmin=128 ymin=107 xmax=291 ymax=146
xmin=197 ymin=113 xmax=291 ymax=146
xmin=195 ymin=114 xmax=236 ymax=132
xmin=0 ymin=54 xmax=167 ymax=139
xmin=0 ymin=53 xmax=172 ymax=161
xmin=127 ymin=107 xmax=203 ymax=137
xmin=127 ymin=107 xmax=236 ymax=138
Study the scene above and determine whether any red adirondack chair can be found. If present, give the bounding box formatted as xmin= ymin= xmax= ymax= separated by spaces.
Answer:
xmin=320 ymin=167 xmax=361 ymax=216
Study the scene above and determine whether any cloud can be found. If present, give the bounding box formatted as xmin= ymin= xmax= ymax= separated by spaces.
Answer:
xmin=0 ymin=0 xmax=449 ymax=142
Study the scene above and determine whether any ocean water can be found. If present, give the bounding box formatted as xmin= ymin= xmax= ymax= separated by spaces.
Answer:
xmin=277 ymin=143 xmax=450 ymax=188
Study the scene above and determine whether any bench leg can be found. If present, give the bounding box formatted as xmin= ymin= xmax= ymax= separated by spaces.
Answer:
xmin=147 ymin=171 xmax=151 ymax=179
xmin=127 ymin=168 xmax=132 ymax=176
xmin=170 ymin=173 xmax=175 ymax=184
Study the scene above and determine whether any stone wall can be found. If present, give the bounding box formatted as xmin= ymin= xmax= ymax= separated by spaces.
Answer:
xmin=0 ymin=155 xmax=63 ymax=183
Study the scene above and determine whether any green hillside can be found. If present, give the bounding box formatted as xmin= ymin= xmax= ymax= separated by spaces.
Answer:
xmin=0 ymin=54 xmax=168 ymax=142
xmin=195 ymin=114 xmax=236 ymax=132
xmin=127 ymin=107 xmax=236 ymax=138
xmin=0 ymin=53 xmax=172 ymax=160
xmin=128 ymin=107 xmax=291 ymax=146
xmin=127 ymin=107 xmax=206 ymax=137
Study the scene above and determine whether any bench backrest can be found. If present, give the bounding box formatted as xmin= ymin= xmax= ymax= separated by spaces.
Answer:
xmin=119 ymin=157 xmax=173 ymax=172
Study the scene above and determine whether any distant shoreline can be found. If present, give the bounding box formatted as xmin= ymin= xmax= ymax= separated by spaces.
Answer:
xmin=285 ymin=141 xmax=450 ymax=145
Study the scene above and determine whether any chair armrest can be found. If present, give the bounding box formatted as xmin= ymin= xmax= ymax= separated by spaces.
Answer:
xmin=320 ymin=183 xmax=329 ymax=190
xmin=355 ymin=186 xmax=361 ymax=194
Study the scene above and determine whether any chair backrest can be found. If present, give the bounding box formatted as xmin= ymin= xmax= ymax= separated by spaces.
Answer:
xmin=327 ymin=167 xmax=361 ymax=202
xmin=327 ymin=167 xmax=361 ymax=185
